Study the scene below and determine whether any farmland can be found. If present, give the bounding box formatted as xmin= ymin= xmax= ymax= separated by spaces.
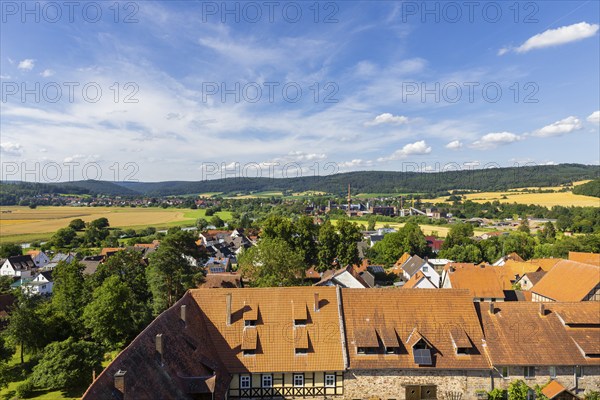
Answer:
xmin=431 ymin=191 xmax=599 ymax=208
xmin=0 ymin=206 xmax=232 ymax=244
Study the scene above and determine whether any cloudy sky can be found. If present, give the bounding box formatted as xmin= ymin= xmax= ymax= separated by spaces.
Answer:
xmin=1 ymin=1 xmax=599 ymax=182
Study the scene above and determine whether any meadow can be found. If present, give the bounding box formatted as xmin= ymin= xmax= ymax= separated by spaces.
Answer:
xmin=431 ymin=191 xmax=599 ymax=208
xmin=0 ymin=206 xmax=232 ymax=244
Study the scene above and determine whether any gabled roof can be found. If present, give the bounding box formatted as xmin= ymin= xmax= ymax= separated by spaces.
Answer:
xmin=190 ymin=287 xmax=345 ymax=373
xmin=403 ymin=271 xmax=437 ymax=289
xmin=479 ymin=302 xmax=599 ymax=366
xmin=531 ymin=260 xmax=600 ymax=301
xmin=568 ymin=251 xmax=600 ymax=266
xmin=342 ymin=289 xmax=489 ymax=370
xmin=5 ymin=255 xmax=35 ymax=271
xmin=502 ymin=260 xmax=542 ymax=279
xmin=542 ymin=380 xmax=576 ymax=400
xmin=527 ymin=258 xmax=561 ymax=271
xmin=518 ymin=270 xmax=546 ymax=286
xmin=401 ymin=255 xmax=426 ymax=277
xmin=200 ymin=273 xmax=242 ymax=289
xmin=445 ymin=264 xmax=505 ymax=299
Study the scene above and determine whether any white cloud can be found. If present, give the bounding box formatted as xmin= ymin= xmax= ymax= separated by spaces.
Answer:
xmin=338 ymin=159 xmax=373 ymax=168
xmin=445 ymin=140 xmax=463 ymax=150
xmin=533 ymin=116 xmax=582 ymax=137
xmin=40 ymin=69 xmax=54 ymax=77
xmin=17 ymin=59 xmax=35 ymax=70
xmin=378 ymin=140 xmax=432 ymax=161
xmin=0 ymin=142 xmax=23 ymax=156
xmin=471 ymin=132 xmax=521 ymax=150
xmin=501 ymin=22 xmax=599 ymax=54
xmin=366 ymin=113 xmax=409 ymax=126
xmin=587 ymin=111 xmax=600 ymax=124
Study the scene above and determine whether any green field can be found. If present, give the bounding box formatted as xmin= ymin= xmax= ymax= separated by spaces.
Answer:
xmin=0 ymin=206 xmax=232 ymax=244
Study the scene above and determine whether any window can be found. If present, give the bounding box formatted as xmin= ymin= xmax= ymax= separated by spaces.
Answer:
xmin=294 ymin=319 xmax=307 ymax=326
xmin=325 ymin=374 xmax=335 ymax=387
xmin=575 ymin=366 xmax=584 ymax=378
xmin=456 ymin=347 xmax=469 ymax=355
xmin=386 ymin=347 xmax=398 ymax=354
xmin=243 ymin=349 xmax=255 ymax=356
xmin=240 ymin=375 xmax=251 ymax=389
xmin=293 ymin=374 xmax=304 ymax=387
xmin=501 ymin=367 xmax=509 ymax=379
xmin=295 ymin=348 xmax=307 ymax=355
xmin=244 ymin=320 xmax=256 ymax=327
xmin=524 ymin=366 xmax=535 ymax=379
xmin=357 ymin=347 xmax=377 ymax=354
xmin=262 ymin=374 xmax=273 ymax=388
xmin=549 ymin=366 xmax=556 ymax=378
xmin=422 ymin=266 xmax=429 ymax=272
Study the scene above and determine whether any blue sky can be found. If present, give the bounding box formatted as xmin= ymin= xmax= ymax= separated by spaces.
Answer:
xmin=1 ymin=1 xmax=599 ymax=182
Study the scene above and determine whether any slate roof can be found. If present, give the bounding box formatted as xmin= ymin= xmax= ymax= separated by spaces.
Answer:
xmin=401 ymin=255 xmax=426 ymax=277
xmin=5 ymin=255 xmax=35 ymax=271
xmin=531 ymin=260 xmax=600 ymax=301
xmin=342 ymin=289 xmax=489 ymax=370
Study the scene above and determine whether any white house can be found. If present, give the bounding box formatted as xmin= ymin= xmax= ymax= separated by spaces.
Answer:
xmin=26 ymin=250 xmax=50 ymax=268
xmin=400 ymin=256 xmax=440 ymax=288
xmin=402 ymin=271 xmax=438 ymax=289
xmin=21 ymin=271 xmax=54 ymax=296
xmin=0 ymin=255 xmax=36 ymax=278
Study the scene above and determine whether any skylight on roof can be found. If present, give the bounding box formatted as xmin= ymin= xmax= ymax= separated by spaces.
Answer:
xmin=414 ymin=348 xmax=432 ymax=365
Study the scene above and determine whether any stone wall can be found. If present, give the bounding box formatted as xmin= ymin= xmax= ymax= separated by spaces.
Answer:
xmin=343 ymin=369 xmax=492 ymax=400
xmin=491 ymin=366 xmax=600 ymax=396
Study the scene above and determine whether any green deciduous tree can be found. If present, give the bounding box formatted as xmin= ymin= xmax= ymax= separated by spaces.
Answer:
xmin=51 ymin=261 xmax=88 ymax=336
xmin=52 ymin=227 xmax=77 ymax=248
xmin=238 ymin=237 xmax=305 ymax=287
xmin=83 ymin=276 xmax=139 ymax=349
xmin=0 ymin=243 xmax=22 ymax=258
xmin=5 ymin=294 xmax=46 ymax=364
xmin=317 ymin=220 xmax=339 ymax=271
xmin=442 ymin=223 xmax=474 ymax=249
xmin=30 ymin=337 xmax=103 ymax=390
xmin=336 ymin=219 xmax=362 ymax=267
xmin=68 ymin=218 xmax=86 ymax=231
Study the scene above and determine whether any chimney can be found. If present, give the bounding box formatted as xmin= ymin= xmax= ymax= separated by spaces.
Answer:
xmin=489 ymin=302 xmax=495 ymax=314
xmin=226 ymin=293 xmax=232 ymax=326
xmin=156 ymin=334 xmax=164 ymax=354
xmin=539 ymin=303 xmax=545 ymax=317
xmin=114 ymin=370 xmax=127 ymax=396
xmin=180 ymin=304 xmax=187 ymax=324
xmin=314 ymin=293 xmax=320 ymax=312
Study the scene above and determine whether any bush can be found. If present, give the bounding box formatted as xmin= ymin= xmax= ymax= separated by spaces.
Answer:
xmin=488 ymin=388 xmax=507 ymax=400
xmin=585 ymin=391 xmax=600 ymax=400
xmin=15 ymin=380 xmax=35 ymax=398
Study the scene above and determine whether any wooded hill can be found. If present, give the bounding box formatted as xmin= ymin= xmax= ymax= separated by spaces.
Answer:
xmin=1 ymin=164 xmax=598 ymax=198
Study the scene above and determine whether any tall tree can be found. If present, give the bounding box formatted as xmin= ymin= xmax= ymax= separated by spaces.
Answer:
xmin=291 ymin=216 xmax=318 ymax=267
xmin=238 ymin=237 xmax=305 ymax=287
xmin=317 ymin=220 xmax=340 ymax=271
xmin=51 ymin=260 xmax=88 ymax=336
xmin=442 ymin=223 xmax=474 ymax=249
xmin=30 ymin=338 xmax=103 ymax=390
xmin=336 ymin=219 xmax=362 ymax=266
xmin=5 ymin=294 xmax=46 ymax=364
xmin=146 ymin=231 xmax=203 ymax=314
xmin=83 ymin=276 xmax=139 ymax=349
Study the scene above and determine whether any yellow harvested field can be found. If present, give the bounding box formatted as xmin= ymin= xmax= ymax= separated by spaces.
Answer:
xmin=432 ymin=191 xmax=599 ymax=208
xmin=0 ymin=206 xmax=187 ymax=237
xmin=335 ymin=220 xmax=486 ymax=238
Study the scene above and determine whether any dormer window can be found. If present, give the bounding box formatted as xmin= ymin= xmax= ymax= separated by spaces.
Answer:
xmin=292 ymin=301 xmax=308 ymax=326
xmin=385 ymin=347 xmax=399 ymax=354
xmin=294 ymin=319 xmax=307 ymax=326
xmin=456 ymin=347 xmax=469 ymax=355
xmin=295 ymin=348 xmax=307 ymax=355
xmin=243 ymin=303 xmax=258 ymax=327
xmin=243 ymin=349 xmax=255 ymax=356
xmin=357 ymin=347 xmax=377 ymax=354
xmin=244 ymin=319 xmax=256 ymax=327
xmin=422 ymin=265 xmax=429 ymax=272
xmin=411 ymin=337 xmax=433 ymax=366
